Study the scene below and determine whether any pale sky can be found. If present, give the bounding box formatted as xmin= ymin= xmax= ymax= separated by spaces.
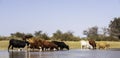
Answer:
xmin=0 ymin=0 xmax=120 ymax=37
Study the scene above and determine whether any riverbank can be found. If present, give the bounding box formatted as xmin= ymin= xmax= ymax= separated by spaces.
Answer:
xmin=0 ymin=40 xmax=120 ymax=50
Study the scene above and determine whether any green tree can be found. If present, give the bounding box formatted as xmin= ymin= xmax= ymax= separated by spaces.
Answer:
xmin=11 ymin=32 xmax=25 ymax=39
xmin=34 ymin=31 xmax=42 ymax=37
xmin=23 ymin=33 xmax=33 ymax=40
xmin=109 ymin=17 xmax=120 ymax=39
xmin=34 ymin=30 xmax=50 ymax=40
xmin=83 ymin=26 xmax=98 ymax=40
xmin=52 ymin=30 xmax=80 ymax=41
xmin=52 ymin=30 xmax=63 ymax=40
xmin=41 ymin=33 xmax=50 ymax=40
xmin=62 ymin=31 xmax=80 ymax=41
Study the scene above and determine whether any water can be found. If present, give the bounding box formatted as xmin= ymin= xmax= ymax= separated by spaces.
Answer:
xmin=0 ymin=49 xmax=120 ymax=58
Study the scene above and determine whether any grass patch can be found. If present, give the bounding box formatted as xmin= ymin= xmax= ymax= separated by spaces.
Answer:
xmin=0 ymin=40 xmax=9 ymax=50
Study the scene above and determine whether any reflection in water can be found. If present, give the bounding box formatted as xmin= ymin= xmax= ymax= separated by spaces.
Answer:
xmin=1 ymin=49 xmax=120 ymax=58
xmin=9 ymin=51 xmax=70 ymax=58
xmin=9 ymin=51 xmax=28 ymax=58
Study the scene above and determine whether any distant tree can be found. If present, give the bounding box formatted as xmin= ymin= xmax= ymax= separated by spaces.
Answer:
xmin=61 ymin=31 xmax=73 ymax=41
xmin=34 ymin=30 xmax=42 ymax=37
xmin=23 ymin=33 xmax=33 ymax=40
xmin=109 ymin=17 xmax=120 ymax=39
xmin=52 ymin=30 xmax=63 ymax=40
xmin=83 ymin=30 xmax=88 ymax=36
xmin=11 ymin=32 xmax=25 ymax=39
xmin=0 ymin=36 xmax=9 ymax=40
xmin=34 ymin=30 xmax=50 ymax=40
xmin=83 ymin=26 xmax=98 ymax=40
xmin=88 ymin=26 xmax=98 ymax=37
xmin=101 ymin=27 xmax=109 ymax=36
xmin=41 ymin=33 xmax=50 ymax=40
xmin=97 ymin=27 xmax=109 ymax=41
xmin=62 ymin=31 xmax=80 ymax=41
xmin=52 ymin=30 xmax=80 ymax=41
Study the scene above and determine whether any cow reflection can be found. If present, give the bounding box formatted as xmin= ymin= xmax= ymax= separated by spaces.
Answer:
xmin=9 ymin=51 xmax=28 ymax=58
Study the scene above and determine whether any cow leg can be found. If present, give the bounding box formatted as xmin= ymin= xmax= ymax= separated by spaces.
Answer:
xmin=55 ymin=47 xmax=59 ymax=51
xmin=81 ymin=45 xmax=83 ymax=49
xmin=50 ymin=47 xmax=53 ymax=51
xmin=60 ymin=47 xmax=63 ymax=50
xmin=11 ymin=46 xmax=14 ymax=50
xmin=8 ymin=44 xmax=11 ymax=52
xmin=42 ymin=47 xmax=44 ymax=51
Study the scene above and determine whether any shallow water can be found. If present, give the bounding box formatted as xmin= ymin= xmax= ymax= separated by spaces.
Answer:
xmin=0 ymin=49 xmax=120 ymax=58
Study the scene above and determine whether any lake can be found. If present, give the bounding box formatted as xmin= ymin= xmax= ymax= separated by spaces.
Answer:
xmin=0 ymin=49 xmax=120 ymax=58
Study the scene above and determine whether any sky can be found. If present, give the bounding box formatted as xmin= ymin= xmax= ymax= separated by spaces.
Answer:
xmin=0 ymin=0 xmax=120 ymax=37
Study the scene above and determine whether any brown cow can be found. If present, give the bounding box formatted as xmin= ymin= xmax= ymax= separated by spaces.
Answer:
xmin=88 ymin=39 xmax=96 ymax=49
xmin=27 ymin=38 xmax=58 ymax=51
xmin=97 ymin=42 xmax=110 ymax=49
xmin=27 ymin=38 xmax=42 ymax=50
xmin=40 ymin=40 xmax=59 ymax=51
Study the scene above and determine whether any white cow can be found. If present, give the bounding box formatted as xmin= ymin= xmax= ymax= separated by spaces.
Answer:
xmin=80 ymin=40 xmax=93 ymax=49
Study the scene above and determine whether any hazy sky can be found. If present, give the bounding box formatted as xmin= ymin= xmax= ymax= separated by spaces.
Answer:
xmin=0 ymin=0 xmax=120 ymax=37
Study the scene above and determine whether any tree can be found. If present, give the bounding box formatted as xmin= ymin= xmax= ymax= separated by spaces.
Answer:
xmin=88 ymin=26 xmax=98 ymax=37
xmin=23 ymin=33 xmax=33 ymax=40
xmin=97 ymin=27 xmax=109 ymax=41
xmin=11 ymin=32 xmax=25 ymax=39
xmin=52 ymin=30 xmax=63 ymax=40
xmin=83 ymin=26 xmax=98 ymax=37
xmin=83 ymin=26 xmax=98 ymax=40
xmin=101 ymin=27 xmax=109 ymax=36
xmin=109 ymin=17 xmax=120 ymax=39
xmin=52 ymin=30 xmax=80 ymax=41
xmin=41 ymin=33 xmax=50 ymax=40
xmin=34 ymin=30 xmax=50 ymax=40
xmin=10 ymin=32 xmax=34 ymax=40
xmin=34 ymin=31 xmax=42 ymax=37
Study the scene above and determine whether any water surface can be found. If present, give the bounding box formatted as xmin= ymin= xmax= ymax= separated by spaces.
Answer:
xmin=0 ymin=49 xmax=120 ymax=58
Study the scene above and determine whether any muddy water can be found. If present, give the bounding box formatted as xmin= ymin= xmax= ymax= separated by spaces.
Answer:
xmin=0 ymin=49 xmax=120 ymax=58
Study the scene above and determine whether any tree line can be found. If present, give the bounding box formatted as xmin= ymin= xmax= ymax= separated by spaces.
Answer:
xmin=83 ymin=17 xmax=120 ymax=41
xmin=0 ymin=17 xmax=120 ymax=41
xmin=0 ymin=30 xmax=80 ymax=41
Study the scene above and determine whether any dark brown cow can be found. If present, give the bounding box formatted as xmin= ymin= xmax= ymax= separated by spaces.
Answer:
xmin=27 ymin=38 xmax=58 ymax=51
xmin=52 ymin=41 xmax=69 ymax=50
xmin=88 ymin=39 xmax=96 ymax=49
xmin=40 ymin=40 xmax=59 ymax=51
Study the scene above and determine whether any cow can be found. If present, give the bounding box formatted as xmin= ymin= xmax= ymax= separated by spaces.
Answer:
xmin=41 ymin=40 xmax=59 ymax=51
xmin=27 ymin=38 xmax=42 ymax=50
xmin=88 ymin=39 xmax=96 ymax=49
xmin=52 ymin=41 xmax=69 ymax=50
xmin=8 ymin=39 xmax=29 ymax=51
xmin=27 ymin=38 xmax=58 ymax=51
xmin=80 ymin=40 xmax=93 ymax=49
xmin=97 ymin=42 xmax=110 ymax=49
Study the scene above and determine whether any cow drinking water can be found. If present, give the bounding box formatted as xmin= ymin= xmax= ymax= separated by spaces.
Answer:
xmin=80 ymin=40 xmax=93 ymax=49
xmin=52 ymin=41 xmax=69 ymax=50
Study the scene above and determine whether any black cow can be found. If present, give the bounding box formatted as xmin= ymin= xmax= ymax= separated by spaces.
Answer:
xmin=52 ymin=41 xmax=69 ymax=50
xmin=8 ymin=39 xmax=29 ymax=51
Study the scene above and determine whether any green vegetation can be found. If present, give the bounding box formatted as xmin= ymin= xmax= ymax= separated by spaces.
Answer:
xmin=0 ymin=40 xmax=9 ymax=50
xmin=83 ymin=17 xmax=120 ymax=41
